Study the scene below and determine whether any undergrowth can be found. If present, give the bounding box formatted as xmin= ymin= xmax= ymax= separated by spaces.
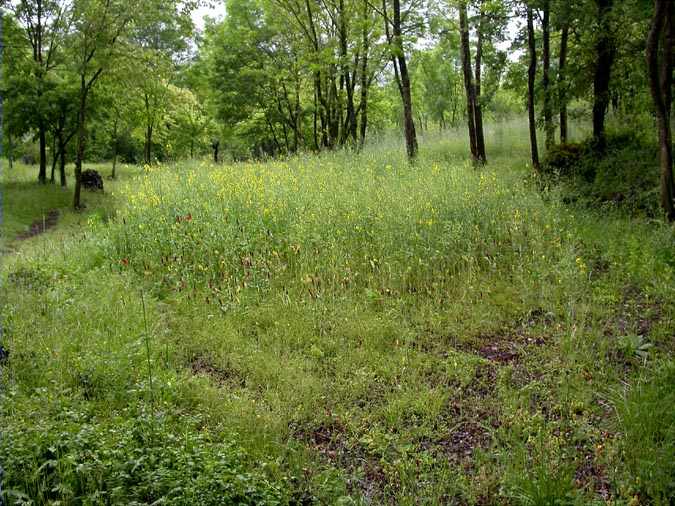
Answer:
xmin=542 ymin=130 xmax=663 ymax=217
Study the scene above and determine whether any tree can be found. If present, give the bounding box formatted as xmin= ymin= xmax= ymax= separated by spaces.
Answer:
xmin=456 ymin=0 xmax=504 ymax=164
xmin=541 ymin=0 xmax=554 ymax=149
xmin=411 ymin=44 xmax=464 ymax=131
xmin=383 ymin=0 xmax=418 ymax=159
xmin=592 ymin=0 xmax=614 ymax=150
xmin=97 ymin=68 xmax=141 ymax=178
xmin=4 ymin=0 xmax=71 ymax=183
xmin=526 ymin=4 xmax=539 ymax=172
xmin=557 ymin=1 xmax=570 ymax=143
xmin=137 ymin=51 xmax=173 ymax=164
xmin=130 ymin=0 xmax=195 ymax=163
xmin=2 ymin=12 xmax=35 ymax=172
xmin=71 ymin=0 xmax=132 ymax=209
xmin=45 ymin=77 xmax=78 ymax=186
xmin=458 ymin=1 xmax=479 ymax=162
xmin=167 ymin=85 xmax=213 ymax=159
xmin=646 ymin=0 xmax=674 ymax=221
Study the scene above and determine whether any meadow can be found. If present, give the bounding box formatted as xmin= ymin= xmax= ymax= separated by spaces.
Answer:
xmin=1 ymin=124 xmax=674 ymax=505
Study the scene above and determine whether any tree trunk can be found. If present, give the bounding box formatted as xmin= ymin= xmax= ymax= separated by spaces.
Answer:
xmin=592 ymin=0 xmax=614 ymax=151
xmin=559 ymin=23 xmax=569 ymax=143
xmin=7 ymin=133 xmax=14 ymax=171
xmin=111 ymin=119 xmax=118 ymax=179
xmin=542 ymin=0 xmax=555 ymax=149
xmin=212 ymin=140 xmax=219 ymax=163
xmin=358 ymin=50 xmax=369 ymax=148
xmin=392 ymin=0 xmax=417 ymax=159
xmin=144 ymin=124 xmax=153 ymax=164
xmin=112 ymin=146 xmax=118 ymax=179
xmin=54 ymin=120 xmax=67 ymax=187
xmin=339 ymin=0 xmax=357 ymax=145
xmin=59 ymin=136 xmax=66 ymax=187
xmin=38 ymin=122 xmax=47 ymax=183
xmin=74 ymin=78 xmax=88 ymax=209
xmin=459 ymin=2 xmax=478 ymax=162
xmin=646 ymin=0 xmax=674 ymax=220
xmin=50 ymin=134 xmax=57 ymax=183
xmin=527 ymin=7 xmax=540 ymax=173
xmin=474 ymin=4 xmax=487 ymax=163
xmin=313 ymin=87 xmax=319 ymax=150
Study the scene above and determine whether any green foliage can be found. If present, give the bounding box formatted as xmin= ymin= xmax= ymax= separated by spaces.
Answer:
xmin=542 ymin=142 xmax=585 ymax=177
xmin=543 ymin=131 xmax=662 ymax=216
xmin=0 ymin=403 xmax=285 ymax=505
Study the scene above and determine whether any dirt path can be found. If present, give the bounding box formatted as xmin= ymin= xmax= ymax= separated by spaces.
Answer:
xmin=15 ymin=209 xmax=60 ymax=241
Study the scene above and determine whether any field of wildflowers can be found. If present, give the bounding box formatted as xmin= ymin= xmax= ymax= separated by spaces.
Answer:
xmin=1 ymin=132 xmax=674 ymax=504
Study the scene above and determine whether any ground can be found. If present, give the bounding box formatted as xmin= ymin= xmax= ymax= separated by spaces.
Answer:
xmin=1 ymin=126 xmax=674 ymax=505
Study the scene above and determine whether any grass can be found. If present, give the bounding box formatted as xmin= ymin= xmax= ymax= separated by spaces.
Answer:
xmin=0 ymin=161 xmax=132 ymax=251
xmin=1 ymin=121 xmax=674 ymax=504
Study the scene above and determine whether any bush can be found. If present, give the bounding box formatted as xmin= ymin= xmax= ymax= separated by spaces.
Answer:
xmin=542 ymin=142 xmax=586 ymax=177
xmin=542 ymin=131 xmax=661 ymax=216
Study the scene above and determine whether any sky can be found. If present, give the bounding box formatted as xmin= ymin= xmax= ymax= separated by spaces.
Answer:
xmin=191 ymin=2 xmax=224 ymax=30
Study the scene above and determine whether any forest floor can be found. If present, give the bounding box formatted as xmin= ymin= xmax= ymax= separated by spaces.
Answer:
xmin=1 ymin=128 xmax=674 ymax=505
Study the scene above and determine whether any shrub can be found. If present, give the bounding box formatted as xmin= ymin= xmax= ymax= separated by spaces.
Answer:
xmin=542 ymin=131 xmax=661 ymax=216
xmin=542 ymin=142 xmax=585 ymax=177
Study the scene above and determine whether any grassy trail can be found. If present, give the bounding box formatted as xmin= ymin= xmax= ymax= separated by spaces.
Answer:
xmin=1 ymin=130 xmax=674 ymax=504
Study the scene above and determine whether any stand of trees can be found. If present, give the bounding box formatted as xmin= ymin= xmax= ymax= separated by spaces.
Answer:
xmin=1 ymin=0 xmax=673 ymax=219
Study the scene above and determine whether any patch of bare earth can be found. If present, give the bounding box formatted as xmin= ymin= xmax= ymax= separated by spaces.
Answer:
xmin=571 ymin=428 xmax=616 ymax=501
xmin=477 ymin=341 xmax=520 ymax=364
xmin=291 ymin=418 xmax=392 ymax=503
xmin=419 ymin=421 xmax=493 ymax=468
xmin=465 ymin=309 xmax=554 ymax=365
xmin=603 ymin=285 xmax=669 ymax=367
xmin=291 ymin=310 xmax=558 ymax=502
xmin=16 ymin=209 xmax=60 ymax=240
xmin=604 ymin=285 xmax=664 ymax=339
xmin=189 ymin=354 xmax=246 ymax=387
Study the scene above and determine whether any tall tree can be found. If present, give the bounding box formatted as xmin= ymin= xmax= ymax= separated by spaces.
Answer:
xmin=137 ymin=52 xmax=172 ymax=164
xmin=558 ymin=17 xmax=569 ymax=143
xmin=458 ymin=1 xmax=478 ymax=162
xmin=457 ymin=0 xmax=488 ymax=164
xmin=357 ymin=0 xmax=377 ymax=148
xmin=592 ymin=0 xmax=614 ymax=151
xmin=46 ymin=80 xmax=78 ymax=186
xmin=646 ymin=0 xmax=674 ymax=221
xmin=473 ymin=0 xmax=487 ymax=162
xmin=8 ymin=0 xmax=70 ymax=183
xmin=131 ymin=0 xmax=194 ymax=162
xmin=71 ymin=0 xmax=131 ymax=209
xmin=526 ymin=4 xmax=539 ymax=172
xmin=541 ymin=0 xmax=554 ymax=149
xmin=383 ymin=0 xmax=418 ymax=159
xmin=98 ymin=68 xmax=141 ymax=178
